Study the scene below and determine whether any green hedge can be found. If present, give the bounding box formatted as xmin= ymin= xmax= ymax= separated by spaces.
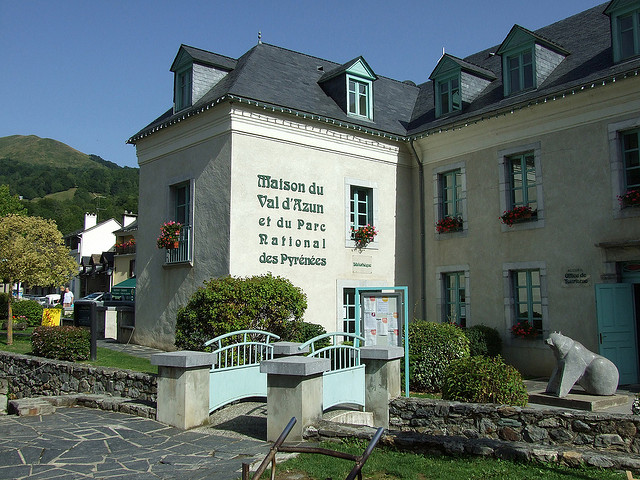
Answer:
xmin=175 ymin=273 xmax=307 ymax=351
xmin=441 ymin=355 xmax=528 ymax=406
xmin=464 ymin=325 xmax=502 ymax=357
xmin=12 ymin=300 xmax=44 ymax=327
xmin=407 ymin=321 xmax=470 ymax=393
xmin=31 ymin=326 xmax=90 ymax=361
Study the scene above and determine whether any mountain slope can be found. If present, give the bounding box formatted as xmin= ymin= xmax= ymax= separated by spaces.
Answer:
xmin=0 ymin=135 xmax=106 ymax=169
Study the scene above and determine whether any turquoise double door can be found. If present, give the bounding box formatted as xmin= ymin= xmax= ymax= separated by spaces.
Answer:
xmin=595 ymin=283 xmax=638 ymax=385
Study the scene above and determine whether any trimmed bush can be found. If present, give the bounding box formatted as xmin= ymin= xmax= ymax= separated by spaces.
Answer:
xmin=31 ymin=326 xmax=90 ymax=361
xmin=285 ymin=321 xmax=331 ymax=349
xmin=441 ymin=355 xmax=528 ymax=406
xmin=464 ymin=324 xmax=502 ymax=357
xmin=12 ymin=299 xmax=44 ymax=327
xmin=175 ymin=273 xmax=307 ymax=351
xmin=407 ymin=320 xmax=470 ymax=393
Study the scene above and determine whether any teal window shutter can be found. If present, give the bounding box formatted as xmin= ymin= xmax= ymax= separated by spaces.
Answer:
xmin=436 ymin=75 xmax=461 ymax=117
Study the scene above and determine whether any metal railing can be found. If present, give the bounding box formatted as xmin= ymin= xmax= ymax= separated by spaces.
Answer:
xmin=204 ymin=330 xmax=280 ymax=370
xmin=298 ymin=331 xmax=365 ymax=371
xmin=165 ymin=224 xmax=192 ymax=264
xmin=242 ymin=417 xmax=384 ymax=480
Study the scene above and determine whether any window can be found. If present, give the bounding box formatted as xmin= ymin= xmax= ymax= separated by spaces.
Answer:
xmin=350 ymin=185 xmax=373 ymax=230
xmin=436 ymin=75 xmax=461 ymax=116
xmin=622 ymin=129 xmax=640 ymax=191
xmin=506 ymin=48 xmax=534 ymax=95
xmin=508 ymin=152 xmax=537 ymax=211
xmin=175 ymin=68 xmax=192 ymax=111
xmin=167 ymin=181 xmax=192 ymax=264
xmin=347 ymin=76 xmax=372 ymax=119
xmin=512 ymin=270 xmax=542 ymax=334
xmin=343 ymin=288 xmax=356 ymax=334
xmin=498 ymin=143 xmax=543 ymax=229
xmin=440 ymin=169 xmax=462 ymax=218
xmin=443 ymin=272 xmax=466 ymax=327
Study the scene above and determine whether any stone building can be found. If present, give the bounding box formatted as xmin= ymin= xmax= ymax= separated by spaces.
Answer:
xmin=128 ymin=1 xmax=640 ymax=382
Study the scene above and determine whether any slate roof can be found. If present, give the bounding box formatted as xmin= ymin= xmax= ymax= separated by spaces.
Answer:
xmin=129 ymin=2 xmax=640 ymax=144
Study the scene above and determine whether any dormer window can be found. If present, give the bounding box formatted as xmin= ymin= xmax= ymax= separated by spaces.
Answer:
xmin=347 ymin=76 xmax=372 ymax=118
xmin=606 ymin=1 xmax=640 ymax=62
xmin=436 ymin=75 xmax=461 ymax=116
xmin=497 ymin=25 xmax=568 ymax=97
xmin=318 ymin=56 xmax=377 ymax=122
xmin=429 ymin=54 xmax=495 ymax=118
xmin=506 ymin=47 xmax=534 ymax=95
xmin=175 ymin=68 xmax=192 ymax=111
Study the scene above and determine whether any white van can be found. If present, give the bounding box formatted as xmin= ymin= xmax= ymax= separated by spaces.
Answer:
xmin=44 ymin=294 xmax=61 ymax=308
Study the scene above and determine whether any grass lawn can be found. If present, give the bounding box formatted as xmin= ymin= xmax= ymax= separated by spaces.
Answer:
xmin=270 ymin=440 xmax=626 ymax=479
xmin=0 ymin=329 xmax=157 ymax=374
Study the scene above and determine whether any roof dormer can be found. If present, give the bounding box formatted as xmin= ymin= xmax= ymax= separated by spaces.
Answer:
xmin=605 ymin=0 xmax=640 ymax=63
xmin=170 ymin=45 xmax=237 ymax=113
xmin=429 ymin=54 xmax=496 ymax=118
xmin=496 ymin=25 xmax=569 ymax=97
xmin=319 ymin=57 xmax=377 ymax=121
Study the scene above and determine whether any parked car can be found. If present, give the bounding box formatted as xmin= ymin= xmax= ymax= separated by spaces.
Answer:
xmin=81 ymin=292 xmax=104 ymax=302
xmin=44 ymin=294 xmax=61 ymax=308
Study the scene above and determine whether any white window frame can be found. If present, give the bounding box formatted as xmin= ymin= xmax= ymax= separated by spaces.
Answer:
xmin=345 ymin=178 xmax=378 ymax=249
xmin=336 ymin=279 xmax=386 ymax=333
xmin=502 ymin=261 xmax=549 ymax=346
xmin=346 ymin=74 xmax=373 ymax=120
xmin=498 ymin=142 xmax=544 ymax=231
xmin=433 ymin=162 xmax=467 ymax=238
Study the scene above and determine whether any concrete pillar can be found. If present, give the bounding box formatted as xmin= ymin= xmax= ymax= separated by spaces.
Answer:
xmin=260 ymin=356 xmax=330 ymax=441
xmin=272 ymin=341 xmax=309 ymax=358
xmin=360 ymin=345 xmax=404 ymax=429
xmin=151 ymin=351 xmax=213 ymax=430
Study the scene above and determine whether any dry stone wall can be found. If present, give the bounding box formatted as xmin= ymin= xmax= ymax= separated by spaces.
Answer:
xmin=0 ymin=351 xmax=156 ymax=403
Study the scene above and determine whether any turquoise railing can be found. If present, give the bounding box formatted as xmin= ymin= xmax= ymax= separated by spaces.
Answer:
xmin=204 ymin=329 xmax=280 ymax=370
xmin=298 ymin=331 xmax=365 ymax=371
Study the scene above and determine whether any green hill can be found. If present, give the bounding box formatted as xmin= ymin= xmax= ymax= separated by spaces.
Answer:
xmin=0 ymin=135 xmax=138 ymax=234
xmin=0 ymin=135 xmax=106 ymax=169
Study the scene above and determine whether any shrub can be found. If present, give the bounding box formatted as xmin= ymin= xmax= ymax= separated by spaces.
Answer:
xmin=31 ymin=326 xmax=90 ymax=361
xmin=441 ymin=355 xmax=528 ymax=406
xmin=407 ymin=320 xmax=470 ymax=393
xmin=284 ymin=321 xmax=331 ymax=349
xmin=175 ymin=273 xmax=307 ymax=351
xmin=464 ymin=325 xmax=502 ymax=357
xmin=12 ymin=300 xmax=44 ymax=326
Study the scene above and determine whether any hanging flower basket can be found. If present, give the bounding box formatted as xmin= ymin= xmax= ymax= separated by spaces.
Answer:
xmin=351 ymin=224 xmax=378 ymax=249
xmin=500 ymin=205 xmax=536 ymax=226
xmin=618 ymin=189 xmax=640 ymax=208
xmin=157 ymin=221 xmax=182 ymax=249
xmin=510 ymin=320 xmax=539 ymax=339
xmin=436 ymin=216 xmax=463 ymax=233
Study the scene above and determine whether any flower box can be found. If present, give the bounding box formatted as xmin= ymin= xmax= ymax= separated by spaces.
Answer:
xmin=351 ymin=224 xmax=377 ymax=249
xmin=500 ymin=206 xmax=537 ymax=226
xmin=618 ymin=189 xmax=640 ymax=208
xmin=511 ymin=320 xmax=539 ymax=339
xmin=157 ymin=221 xmax=182 ymax=249
xmin=436 ymin=216 xmax=463 ymax=233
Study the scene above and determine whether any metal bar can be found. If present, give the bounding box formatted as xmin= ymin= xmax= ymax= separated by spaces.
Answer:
xmin=250 ymin=417 xmax=297 ymax=479
xmin=278 ymin=445 xmax=358 ymax=461
xmin=345 ymin=427 xmax=384 ymax=480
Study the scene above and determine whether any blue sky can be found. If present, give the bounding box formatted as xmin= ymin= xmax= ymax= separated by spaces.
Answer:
xmin=1 ymin=1 xmax=606 ymax=168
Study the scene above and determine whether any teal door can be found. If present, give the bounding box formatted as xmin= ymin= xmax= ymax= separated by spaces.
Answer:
xmin=595 ymin=283 xmax=638 ymax=385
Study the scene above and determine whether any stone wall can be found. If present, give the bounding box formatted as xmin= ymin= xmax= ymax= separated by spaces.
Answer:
xmin=390 ymin=397 xmax=640 ymax=454
xmin=0 ymin=351 xmax=156 ymax=403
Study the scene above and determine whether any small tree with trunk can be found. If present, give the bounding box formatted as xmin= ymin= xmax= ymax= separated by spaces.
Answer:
xmin=0 ymin=214 xmax=77 ymax=344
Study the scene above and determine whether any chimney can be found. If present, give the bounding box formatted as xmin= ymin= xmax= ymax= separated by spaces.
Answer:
xmin=123 ymin=212 xmax=137 ymax=227
xmin=84 ymin=213 xmax=97 ymax=230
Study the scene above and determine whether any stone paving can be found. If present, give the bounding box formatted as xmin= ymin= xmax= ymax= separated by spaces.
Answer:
xmin=0 ymin=406 xmax=271 ymax=480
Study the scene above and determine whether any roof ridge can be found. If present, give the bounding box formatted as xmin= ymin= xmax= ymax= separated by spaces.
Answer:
xmin=259 ymin=42 xmax=339 ymax=68
xmin=180 ymin=43 xmax=238 ymax=63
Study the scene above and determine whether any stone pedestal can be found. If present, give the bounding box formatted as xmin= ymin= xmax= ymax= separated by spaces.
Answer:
xmin=261 ymin=356 xmax=329 ymax=441
xmin=360 ymin=345 xmax=404 ymax=429
xmin=272 ymin=341 xmax=309 ymax=358
xmin=151 ymin=351 xmax=213 ymax=430
xmin=0 ymin=377 xmax=7 ymax=414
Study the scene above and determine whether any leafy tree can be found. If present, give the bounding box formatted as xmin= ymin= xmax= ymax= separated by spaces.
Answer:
xmin=0 ymin=214 xmax=76 ymax=344
xmin=0 ymin=184 xmax=27 ymax=216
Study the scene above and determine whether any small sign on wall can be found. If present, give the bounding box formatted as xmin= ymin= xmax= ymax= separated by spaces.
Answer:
xmin=562 ymin=267 xmax=591 ymax=287
xmin=352 ymin=255 xmax=372 ymax=274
